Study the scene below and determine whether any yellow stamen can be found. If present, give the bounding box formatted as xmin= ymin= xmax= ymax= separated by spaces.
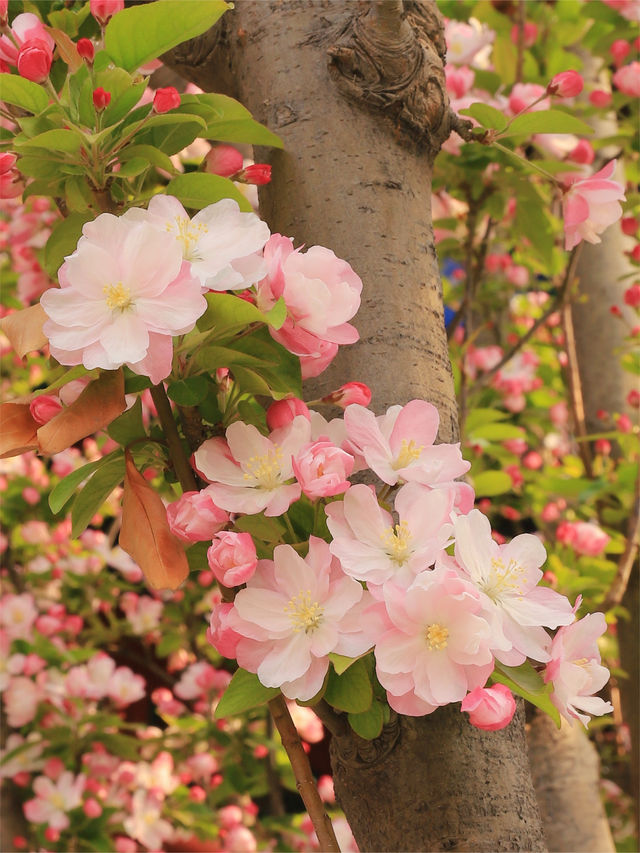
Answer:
xmin=380 ymin=520 xmax=412 ymax=565
xmin=482 ymin=557 xmax=525 ymax=601
xmin=425 ymin=623 xmax=449 ymax=650
xmin=166 ymin=216 xmax=209 ymax=259
xmin=285 ymin=590 xmax=324 ymax=634
xmin=392 ymin=438 xmax=423 ymax=470
xmin=242 ymin=446 xmax=284 ymax=489
xmin=103 ymin=282 xmax=132 ymax=311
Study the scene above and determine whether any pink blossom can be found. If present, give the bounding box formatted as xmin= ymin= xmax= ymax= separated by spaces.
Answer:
xmin=569 ymin=139 xmax=595 ymax=165
xmin=326 ymin=482 xmax=454 ymax=589
xmin=89 ymin=0 xmax=124 ymax=26
xmin=17 ymin=38 xmax=53 ymax=83
xmin=23 ymin=771 xmax=85 ymax=831
xmin=166 ymin=488 xmax=229 ymax=543
xmin=510 ymin=21 xmax=538 ymax=47
xmin=445 ymin=65 xmax=475 ymax=98
xmin=292 ymin=437 xmax=354 ymax=499
xmin=207 ymin=602 xmax=243 ymax=658
xmin=40 ymin=211 xmax=206 ymax=384
xmin=602 ymin=0 xmax=640 ymax=20
xmin=612 ymin=62 xmax=640 ymax=97
xmin=256 ymin=234 xmax=362 ymax=378
xmin=343 ymin=399 xmax=469 ymax=487
xmin=126 ymin=597 xmax=164 ymax=635
xmin=123 ymin=790 xmax=174 ymax=850
xmin=493 ymin=351 xmax=539 ymax=396
xmin=0 ymin=593 xmax=37 ymax=640
xmin=0 ymin=734 xmax=44 ymax=778
xmin=610 ymin=39 xmax=631 ymax=66
xmin=287 ymin=701 xmax=325 ymax=743
xmin=207 ymin=531 xmax=258 ymax=587
xmin=445 ymin=19 xmax=494 ymax=66
xmin=225 ymin=826 xmax=257 ymax=853
xmin=453 ymin=509 xmax=574 ymax=664
xmin=461 ymin=683 xmax=516 ymax=731
xmin=374 ymin=565 xmax=495 ymax=716
xmin=126 ymin=195 xmax=269 ymax=291
xmin=106 ymin=666 xmax=145 ymax=706
xmin=29 ymin=395 xmax=63 ymax=425
xmin=266 ymin=397 xmax=310 ymax=431
xmin=562 ymin=160 xmax=626 ymax=251
xmin=556 ymin=520 xmax=610 ymax=557
xmin=544 ymin=613 xmax=613 ymax=726
xmin=589 ymin=89 xmax=612 ymax=108
xmin=194 ymin=416 xmax=310 ymax=516
xmin=3 ymin=677 xmax=42 ymax=726
xmin=508 ymin=83 xmax=550 ymax=115
xmin=227 ymin=538 xmax=377 ymax=700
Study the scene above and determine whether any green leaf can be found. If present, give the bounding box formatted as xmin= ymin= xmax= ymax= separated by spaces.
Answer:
xmin=491 ymin=661 xmax=561 ymax=728
xmin=132 ymin=116 xmax=205 ymax=156
xmin=43 ymin=212 xmax=94 ymax=278
xmin=65 ymin=176 xmax=94 ymax=212
xmin=166 ymin=376 xmax=211 ymax=407
xmin=234 ymin=513 xmax=286 ymax=544
xmin=119 ymin=144 xmax=176 ymax=175
xmin=71 ymin=455 xmax=125 ymax=538
xmin=214 ymin=669 xmax=280 ymax=718
xmin=48 ymin=455 xmax=113 ymax=514
xmin=324 ymin=658 xmax=373 ymax=714
xmin=492 ymin=37 xmax=517 ymax=87
xmin=328 ymin=652 xmax=370 ymax=676
xmin=205 ymin=118 xmax=283 ymax=149
xmin=195 ymin=293 xmax=285 ymax=338
xmin=165 ymin=173 xmax=252 ymax=213
xmin=105 ymin=0 xmax=229 ymax=72
xmin=472 ymin=470 xmax=512 ymax=496
xmin=348 ymin=700 xmax=385 ymax=739
xmin=464 ymin=408 xmax=509 ymax=432
xmin=460 ymin=103 xmax=507 ymax=132
xmin=0 ymin=74 xmax=49 ymax=113
xmin=107 ymin=398 xmax=146 ymax=445
xmin=502 ymin=110 xmax=594 ymax=138
xmin=114 ymin=157 xmax=149 ymax=178
xmin=18 ymin=129 xmax=84 ymax=153
xmin=469 ymin=423 xmax=525 ymax=441
xmin=102 ymin=80 xmax=148 ymax=127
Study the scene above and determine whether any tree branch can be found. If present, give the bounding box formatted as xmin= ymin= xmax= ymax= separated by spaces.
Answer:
xmin=602 ymin=474 xmax=640 ymax=611
xmin=150 ymin=384 xmax=199 ymax=493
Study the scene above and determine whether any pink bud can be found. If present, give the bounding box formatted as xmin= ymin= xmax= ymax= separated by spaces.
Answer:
xmin=0 ymin=153 xmax=17 ymax=174
xmin=292 ymin=438 xmax=354 ymax=500
xmin=624 ymin=281 xmax=640 ymax=308
xmin=205 ymin=144 xmax=244 ymax=178
xmin=114 ymin=838 xmax=138 ymax=853
xmin=207 ymin=531 xmax=257 ymax=587
xmin=266 ymin=397 xmax=311 ymax=430
xmin=631 ymin=245 xmax=640 ymax=263
xmin=610 ymin=305 xmax=622 ymax=317
xmin=92 ymin=87 xmax=111 ymax=110
xmin=594 ymin=438 xmax=611 ymax=455
xmin=627 ymin=389 xmax=640 ymax=408
xmin=322 ymin=381 xmax=372 ymax=408
xmin=44 ymin=828 xmax=60 ymax=843
xmin=17 ymin=38 xmax=52 ymax=83
xmin=548 ymin=70 xmax=583 ymax=98
xmin=510 ymin=21 xmax=538 ymax=48
xmin=12 ymin=839 xmax=27 ymax=851
xmin=568 ymin=139 xmax=595 ymax=165
xmin=76 ymin=38 xmax=95 ymax=63
xmin=617 ymin=413 xmax=633 ymax=433
xmin=461 ymin=684 xmax=516 ymax=731
xmin=0 ymin=0 xmax=8 ymax=26
xmin=621 ymin=216 xmax=639 ymax=236
xmin=90 ymin=0 xmax=124 ymax=26
xmin=189 ymin=785 xmax=206 ymax=803
xmin=43 ymin=757 xmax=65 ymax=780
xmin=522 ymin=450 xmax=543 ymax=470
xmin=166 ymin=489 xmax=229 ymax=543
xmin=22 ymin=487 xmax=40 ymax=505
xmin=153 ymin=86 xmax=181 ymax=114
xmin=30 ymin=394 xmax=63 ymax=425
xmin=236 ymin=163 xmax=272 ymax=185
xmin=253 ymin=744 xmax=269 ymax=758
xmin=83 ymin=798 xmax=103 ymax=818
xmin=610 ymin=39 xmax=631 ymax=66
xmin=589 ymin=89 xmax=612 ymax=108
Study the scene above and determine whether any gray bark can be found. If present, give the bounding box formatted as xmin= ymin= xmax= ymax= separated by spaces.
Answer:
xmin=164 ymin=2 xmax=547 ymax=849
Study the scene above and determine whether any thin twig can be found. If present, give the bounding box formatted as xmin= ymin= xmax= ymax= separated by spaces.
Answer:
xmin=268 ymin=695 xmax=341 ymax=852
xmin=562 ymin=299 xmax=594 ymax=479
xmin=515 ymin=0 xmax=526 ymax=85
xmin=602 ymin=474 xmax=640 ymax=611
xmin=313 ymin=699 xmax=351 ymax=738
xmin=149 ymin=384 xmax=199 ymax=493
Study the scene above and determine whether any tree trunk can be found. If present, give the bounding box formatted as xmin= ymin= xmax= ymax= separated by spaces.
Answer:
xmin=164 ymin=2 xmax=546 ymax=849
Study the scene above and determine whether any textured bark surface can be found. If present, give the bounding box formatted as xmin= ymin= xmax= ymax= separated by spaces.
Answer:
xmin=528 ymin=711 xmax=615 ymax=853
xmin=164 ymin=3 xmax=547 ymax=850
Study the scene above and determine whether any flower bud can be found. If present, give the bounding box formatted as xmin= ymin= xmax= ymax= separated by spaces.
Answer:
xmin=17 ymin=38 xmax=52 ymax=83
xmin=83 ymin=798 xmax=103 ymax=818
xmin=461 ymin=684 xmax=516 ymax=731
xmin=205 ymin=144 xmax=244 ymax=178
xmin=589 ymin=89 xmax=612 ymax=108
xmin=235 ymin=163 xmax=272 ymax=185
xmin=568 ymin=139 xmax=595 ymax=165
xmin=90 ymin=0 xmax=124 ymax=26
xmin=76 ymin=38 xmax=95 ymax=63
xmin=29 ymin=395 xmax=63 ymax=425
xmin=266 ymin=397 xmax=310 ymax=430
xmin=166 ymin=489 xmax=229 ymax=543
xmin=621 ymin=216 xmax=639 ymax=236
xmin=0 ymin=0 xmax=8 ymax=27
xmin=510 ymin=21 xmax=538 ymax=48
xmin=627 ymin=389 xmax=640 ymax=408
xmin=153 ymin=86 xmax=181 ymax=114
xmin=322 ymin=381 xmax=372 ymax=408
xmin=547 ymin=70 xmax=583 ymax=98
xmin=610 ymin=39 xmax=630 ymax=66
xmin=207 ymin=531 xmax=257 ymax=587
xmin=92 ymin=87 xmax=111 ymax=111
xmin=0 ymin=153 xmax=17 ymax=174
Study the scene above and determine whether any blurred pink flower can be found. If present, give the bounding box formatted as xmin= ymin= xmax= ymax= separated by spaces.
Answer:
xmin=23 ymin=771 xmax=85 ymax=831
xmin=612 ymin=61 xmax=640 ymax=97
xmin=562 ymin=160 xmax=626 ymax=250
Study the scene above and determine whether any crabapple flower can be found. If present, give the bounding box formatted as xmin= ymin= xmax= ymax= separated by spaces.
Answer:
xmin=166 ymin=488 xmax=229 ymax=543
xmin=256 ymin=234 xmax=362 ymax=378
xmin=0 ymin=593 xmax=37 ymax=639
xmin=548 ymin=71 xmax=584 ymax=98
xmin=612 ymin=61 xmax=640 ymax=97
xmin=207 ymin=531 xmax=258 ymax=587
xmin=562 ymin=160 xmax=626 ymax=250
xmin=3 ymin=677 xmax=42 ymax=726
xmin=90 ymin=0 xmax=124 ymax=26
xmin=508 ymin=83 xmax=550 ymax=115
xmin=205 ymin=144 xmax=244 ymax=177
xmin=0 ymin=13 xmax=54 ymax=66
xmin=556 ymin=520 xmax=610 ymax=557
xmin=17 ymin=38 xmax=53 ymax=83
xmin=544 ymin=613 xmax=613 ymax=726
xmin=461 ymin=683 xmax=516 ymax=731
xmin=375 ymin=565 xmax=495 ymax=716
xmin=106 ymin=666 xmax=146 ymax=706
xmin=326 ymin=482 xmax=454 ymax=589
xmin=445 ymin=19 xmax=494 ymax=66
xmin=194 ymin=416 xmax=311 ymax=516
xmin=321 ymin=381 xmax=372 ymax=408
xmin=453 ymin=510 xmax=574 ymax=664
xmin=344 ymin=399 xmax=470 ymax=487
xmin=153 ymin=86 xmax=180 ymax=113
xmin=40 ymin=212 xmax=206 ymax=384
xmin=292 ymin=437 xmax=354 ymax=499
xmin=227 ymin=538 xmax=377 ymax=700
xmin=23 ymin=772 xmax=85 ymax=831
xmin=266 ymin=397 xmax=311 ymax=430
xmin=123 ymin=790 xmax=174 ymax=850
xmin=125 ymin=195 xmax=269 ymax=291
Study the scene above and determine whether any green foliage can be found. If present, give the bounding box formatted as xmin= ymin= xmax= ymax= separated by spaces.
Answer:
xmin=215 ymin=668 xmax=280 ymax=717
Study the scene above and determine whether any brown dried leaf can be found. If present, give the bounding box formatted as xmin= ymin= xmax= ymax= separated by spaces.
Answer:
xmin=38 ymin=369 xmax=126 ymax=455
xmin=0 ymin=403 xmax=39 ymax=458
xmin=120 ymin=451 xmax=189 ymax=591
xmin=46 ymin=26 xmax=83 ymax=72
xmin=0 ymin=304 xmax=48 ymax=358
